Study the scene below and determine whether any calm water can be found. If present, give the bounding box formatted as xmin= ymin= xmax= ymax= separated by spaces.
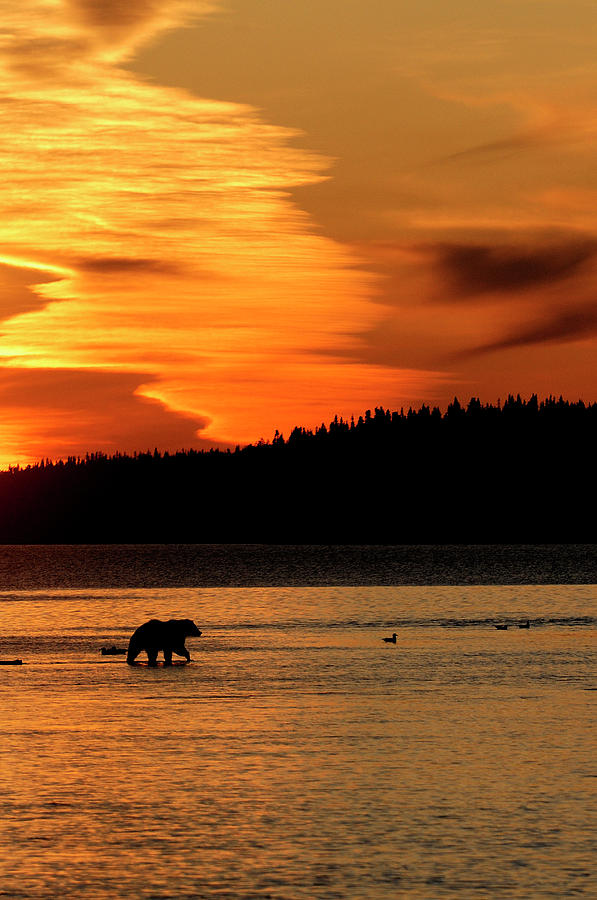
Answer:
xmin=0 ymin=548 xmax=596 ymax=898
xmin=0 ymin=543 xmax=597 ymax=587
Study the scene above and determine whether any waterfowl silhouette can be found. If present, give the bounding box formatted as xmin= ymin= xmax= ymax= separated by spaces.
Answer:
xmin=100 ymin=646 xmax=127 ymax=656
xmin=518 ymin=620 xmax=530 ymax=629
xmin=382 ymin=633 xmax=397 ymax=643
xmin=495 ymin=624 xmax=508 ymax=631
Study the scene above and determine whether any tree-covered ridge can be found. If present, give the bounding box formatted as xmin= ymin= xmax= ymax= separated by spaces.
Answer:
xmin=273 ymin=392 xmax=597 ymax=445
xmin=0 ymin=394 xmax=595 ymax=542
xmin=5 ymin=393 xmax=597 ymax=473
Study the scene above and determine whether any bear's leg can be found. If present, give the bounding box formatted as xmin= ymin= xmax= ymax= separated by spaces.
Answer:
xmin=173 ymin=645 xmax=191 ymax=662
xmin=147 ymin=649 xmax=158 ymax=667
xmin=127 ymin=642 xmax=140 ymax=665
xmin=163 ymin=649 xmax=173 ymax=666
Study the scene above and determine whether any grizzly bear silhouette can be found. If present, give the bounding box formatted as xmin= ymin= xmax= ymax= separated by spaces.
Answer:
xmin=127 ymin=618 xmax=202 ymax=666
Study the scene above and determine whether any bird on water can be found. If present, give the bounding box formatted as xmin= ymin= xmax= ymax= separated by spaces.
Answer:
xmin=382 ymin=633 xmax=397 ymax=643
xmin=518 ymin=620 xmax=531 ymax=629
xmin=495 ymin=624 xmax=508 ymax=630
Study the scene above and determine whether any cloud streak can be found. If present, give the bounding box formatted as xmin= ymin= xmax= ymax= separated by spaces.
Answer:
xmin=0 ymin=367 xmax=222 ymax=467
xmin=421 ymin=237 xmax=597 ymax=298
xmin=0 ymin=0 xmax=215 ymax=77
xmin=342 ymin=231 xmax=597 ymax=389
xmin=460 ymin=305 xmax=597 ymax=358
xmin=0 ymin=262 xmax=63 ymax=320
xmin=0 ymin=0 xmax=412 ymax=463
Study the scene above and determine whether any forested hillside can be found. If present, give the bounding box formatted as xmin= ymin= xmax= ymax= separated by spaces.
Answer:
xmin=0 ymin=394 xmax=595 ymax=542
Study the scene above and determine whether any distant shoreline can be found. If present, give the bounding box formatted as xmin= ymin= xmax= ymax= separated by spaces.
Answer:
xmin=0 ymin=543 xmax=596 ymax=589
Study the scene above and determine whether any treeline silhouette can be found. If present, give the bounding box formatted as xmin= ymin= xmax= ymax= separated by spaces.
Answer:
xmin=0 ymin=394 xmax=595 ymax=542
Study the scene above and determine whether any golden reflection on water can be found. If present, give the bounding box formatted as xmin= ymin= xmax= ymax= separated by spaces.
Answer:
xmin=0 ymin=587 xmax=595 ymax=898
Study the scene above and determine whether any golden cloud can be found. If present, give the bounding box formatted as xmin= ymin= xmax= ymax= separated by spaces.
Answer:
xmin=0 ymin=0 xmax=419 ymax=463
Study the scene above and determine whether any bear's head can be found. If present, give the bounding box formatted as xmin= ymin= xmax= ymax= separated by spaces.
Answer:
xmin=182 ymin=619 xmax=202 ymax=637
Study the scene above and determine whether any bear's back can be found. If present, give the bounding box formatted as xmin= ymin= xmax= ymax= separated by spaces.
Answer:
xmin=132 ymin=618 xmax=194 ymax=642
xmin=132 ymin=618 xmax=163 ymax=637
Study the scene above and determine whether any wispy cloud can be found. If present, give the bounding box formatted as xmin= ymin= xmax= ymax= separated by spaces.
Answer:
xmin=460 ymin=305 xmax=597 ymax=358
xmin=0 ymin=0 xmax=415 ymax=462
xmin=419 ymin=237 xmax=597 ymax=298
xmin=0 ymin=367 xmax=221 ymax=467
xmin=342 ymin=231 xmax=597 ymax=387
xmin=0 ymin=262 xmax=63 ymax=320
xmin=437 ymin=126 xmax=565 ymax=164
xmin=0 ymin=0 xmax=215 ymax=76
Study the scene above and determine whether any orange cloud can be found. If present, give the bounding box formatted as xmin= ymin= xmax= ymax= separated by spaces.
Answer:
xmin=0 ymin=262 xmax=64 ymax=321
xmin=0 ymin=0 xmax=214 ymax=78
xmin=0 ymin=0 xmax=436 ymax=464
xmin=417 ymin=237 xmax=597 ymax=298
xmin=344 ymin=230 xmax=597 ymax=380
xmin=0 ymin=368 xmax=219 ymax=468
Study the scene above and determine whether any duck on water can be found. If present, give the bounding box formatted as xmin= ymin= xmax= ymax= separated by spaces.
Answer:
xmin=495 ymin=621 xmax=531 ymax=631
xmin=382 ymin=633 xmax=397 ymax=644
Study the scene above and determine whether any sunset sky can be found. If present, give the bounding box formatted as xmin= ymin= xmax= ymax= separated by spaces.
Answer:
xmin=1 ymin=0 xmax=597 ymax=465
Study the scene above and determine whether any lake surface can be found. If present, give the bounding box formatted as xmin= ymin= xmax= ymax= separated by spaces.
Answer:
xmin=0 ymin=543 xmax=597 ymax=588
xmin=0 ymin=547 xmax=596 ymax=898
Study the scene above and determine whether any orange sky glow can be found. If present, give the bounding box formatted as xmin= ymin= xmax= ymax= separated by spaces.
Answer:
xmin=1 ymin=0 xmax=597 ymax=466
